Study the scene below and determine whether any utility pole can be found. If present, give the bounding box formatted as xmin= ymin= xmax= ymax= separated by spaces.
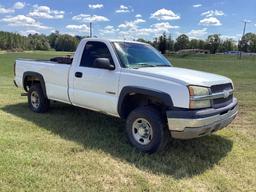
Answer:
xmin=239 ymin=20 xmax=251 ymax=59
xmin=89 ymin=22 xmax=92 ymax=38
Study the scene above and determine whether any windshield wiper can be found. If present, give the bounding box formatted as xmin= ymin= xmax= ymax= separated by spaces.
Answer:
xmin=155 ymin=64 xmax=171 ymax=67
xmin=128 ymin=63 xmax=171 ymax=69
xmin=129 ymin=63 xmax=155 ymax=69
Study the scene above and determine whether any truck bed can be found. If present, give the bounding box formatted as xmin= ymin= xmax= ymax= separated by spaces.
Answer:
xmin=15 ymin=58 xmax=71 ymax=104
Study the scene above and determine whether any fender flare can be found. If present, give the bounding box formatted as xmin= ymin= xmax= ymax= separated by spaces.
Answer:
xmin=117 ymin=86 xmax=173 ymax=118
xmin=23 ymin=71 xmax=47 ymax=98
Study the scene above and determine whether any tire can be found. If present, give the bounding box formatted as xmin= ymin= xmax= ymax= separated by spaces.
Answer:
xmin=28 ymin=84 xmax=50 ymax=113
xmin=126 ymin=106 xmax=169 ymax=154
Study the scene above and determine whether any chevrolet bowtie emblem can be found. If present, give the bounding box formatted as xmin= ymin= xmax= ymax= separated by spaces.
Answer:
xmin=223 ymin=90 xmax=230 ymax=98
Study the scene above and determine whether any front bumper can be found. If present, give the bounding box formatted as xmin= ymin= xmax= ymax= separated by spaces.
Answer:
xmin=167 ymin=98 xmax=238 ymax=139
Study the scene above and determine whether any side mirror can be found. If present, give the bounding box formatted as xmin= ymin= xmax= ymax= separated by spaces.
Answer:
xmin=93 ymin=58 xmax=115 ymax=70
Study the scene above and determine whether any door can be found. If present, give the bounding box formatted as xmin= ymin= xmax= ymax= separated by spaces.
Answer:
xmin=70 ymin=41 xmax=120 ymax=115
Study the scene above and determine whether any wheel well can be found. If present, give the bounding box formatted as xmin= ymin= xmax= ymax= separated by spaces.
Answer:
xmin=119 ymin=93 xmax=169 ymax=119
xmin=23 ymin=72 xmax=47 ymax=98
xmin=23 ymin=75 xmax=41 ymax=91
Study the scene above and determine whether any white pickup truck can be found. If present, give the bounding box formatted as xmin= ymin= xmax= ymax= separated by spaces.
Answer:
xmin=14 ymin=38 xmax=238 ymax=153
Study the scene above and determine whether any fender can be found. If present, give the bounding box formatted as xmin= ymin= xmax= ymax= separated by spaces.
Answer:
xmin=118 ymin=86 xmax=173 ymax=117
xmin=23 ymin=71 xmax=47 ymax=98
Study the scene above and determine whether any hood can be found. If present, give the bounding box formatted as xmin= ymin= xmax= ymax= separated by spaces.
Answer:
xmin=131 ymin=67 xmax=232 ymax=87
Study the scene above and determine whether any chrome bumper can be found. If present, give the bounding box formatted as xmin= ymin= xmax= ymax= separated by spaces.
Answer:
xmin=167 ymin=99 xmax=238 ymax=139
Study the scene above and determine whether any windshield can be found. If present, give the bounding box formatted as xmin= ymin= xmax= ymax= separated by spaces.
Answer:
xmin=112 ymin=42 xmax=172 ymax=68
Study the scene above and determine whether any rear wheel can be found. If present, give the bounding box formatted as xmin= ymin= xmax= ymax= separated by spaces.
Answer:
xmin=126 ymin=106 xmax=169 ymax=153
xmin=28 ymin=84 xmax=50 ymax=113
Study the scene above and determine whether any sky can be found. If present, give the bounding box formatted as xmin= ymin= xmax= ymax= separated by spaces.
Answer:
xmin=0 ymin=0 xmax=255 ymax=41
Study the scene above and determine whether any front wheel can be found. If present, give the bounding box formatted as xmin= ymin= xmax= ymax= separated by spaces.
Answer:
xmin=28 ymin=84 xmax=50 ymax=113
xmin=126 ymin=106 xmax=169 ymax=154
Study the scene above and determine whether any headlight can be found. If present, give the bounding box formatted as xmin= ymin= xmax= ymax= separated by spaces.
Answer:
xmin=188 ymin=86 xmax=211 ymax=109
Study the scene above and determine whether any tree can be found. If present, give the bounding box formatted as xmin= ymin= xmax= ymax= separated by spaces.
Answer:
xmin=0 ymin=31 xmax=79 ymax=52
xmin=206 ymin=34 xmax=221 ymax=54
xmin=0 ymin=31 xmax=27 ymax=50
xmin=75 ymin=35 xmax=84 ymax=42
xmin=28 ymin=34 xmax=50 ymax=51
xmin=218 ymin=38 xmax=237 ymax=52
xmin=158 ymin=32 xmax=167 ymax=54
xmin=137 ymin=38 xmax=152 ymax=44
xmin=152 ymin=37 xmax=158 ymax=49
xmin=198 ymin=40 xmax=206 ymax=49
xmin=174 ymin=34 xmax=189 ymax=51
xmin=166 ymin=34 xmax=174 ymax=51
xmin=55 ymin=35 xmax=79 ymax=51
xmin=189 ymin=39 xmax=199 ymax=49
xmin=239 ymin=33 xmax=256 ymax=53
xmin=47 ymin=31 xmax=59 ymax=49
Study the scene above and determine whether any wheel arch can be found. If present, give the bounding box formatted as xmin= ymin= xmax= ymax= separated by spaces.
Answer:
xmin=118 ymin=86 xmax=173 ymax=119
xmin=23 ymin=71 xmax=47 ymax=98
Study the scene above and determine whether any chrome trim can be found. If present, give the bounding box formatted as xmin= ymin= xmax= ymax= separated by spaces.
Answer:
xmin=190 ymin=89 xmax=233 ymax=101
xmin=167 ymin=104 xmax=238 ymax=132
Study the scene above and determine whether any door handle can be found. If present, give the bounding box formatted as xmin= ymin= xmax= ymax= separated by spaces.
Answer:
xmin=75 ymin=72 xmax=83 ymax=78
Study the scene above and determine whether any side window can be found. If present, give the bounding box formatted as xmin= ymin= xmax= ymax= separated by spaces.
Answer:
xmin=80 ymin=41 xmax=114 ymax=68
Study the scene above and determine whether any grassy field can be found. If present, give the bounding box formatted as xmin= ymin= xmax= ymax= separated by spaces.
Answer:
xmin=0 ymin=51 xmax=255 ymax=192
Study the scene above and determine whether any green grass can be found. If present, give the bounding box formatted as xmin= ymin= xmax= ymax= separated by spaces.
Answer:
xmin=0 ymin=52 xmax=255 ymax=191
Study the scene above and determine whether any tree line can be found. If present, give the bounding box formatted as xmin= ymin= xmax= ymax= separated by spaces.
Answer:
xmin=0 ymin=31 xmax=81 ymax=52
xmin=0 ymin=30 xmax=256 ymax=53
xmin=138 ymin=32 xmax=256 ymax=54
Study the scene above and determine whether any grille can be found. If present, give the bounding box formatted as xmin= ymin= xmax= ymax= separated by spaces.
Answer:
xmin=211 ymin=83 xmax=233 ymax=109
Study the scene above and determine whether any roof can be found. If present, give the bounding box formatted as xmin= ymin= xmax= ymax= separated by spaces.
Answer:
xmin=81 ymin=38 xmax=148 ymax=45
